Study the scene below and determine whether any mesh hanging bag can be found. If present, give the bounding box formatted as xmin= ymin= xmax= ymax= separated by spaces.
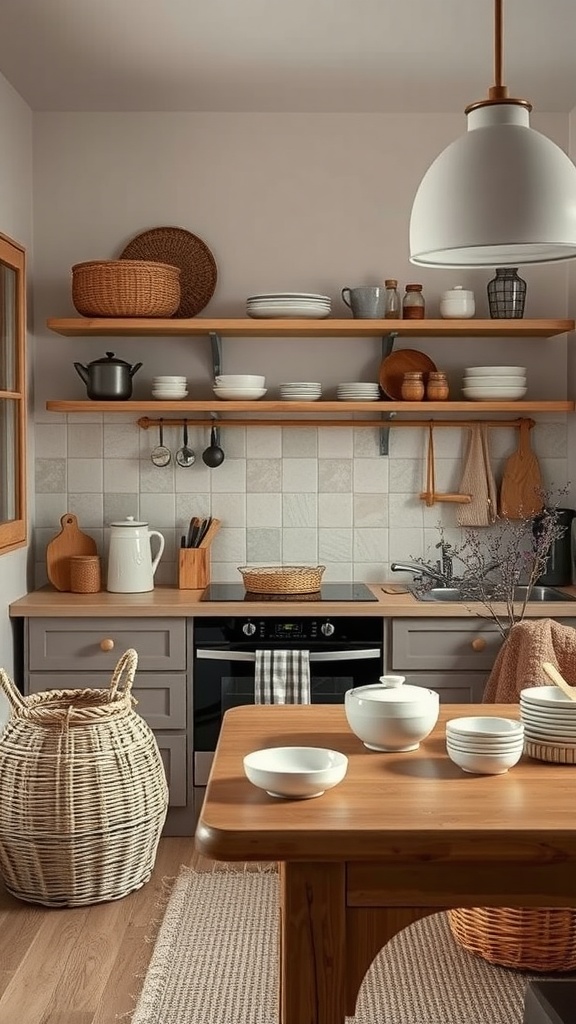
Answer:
xmin=0 ymin=649 xmax=168 ymax=907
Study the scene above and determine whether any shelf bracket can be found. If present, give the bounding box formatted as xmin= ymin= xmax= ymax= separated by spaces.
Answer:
xmin=379 ymin=332 xmax=398 ymax=456
xmin=209 ymin=331 xmax=222 ymax=379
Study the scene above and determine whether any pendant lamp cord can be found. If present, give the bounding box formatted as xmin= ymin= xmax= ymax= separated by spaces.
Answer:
xmin=493 ymin=0 xmax=502 ymax=89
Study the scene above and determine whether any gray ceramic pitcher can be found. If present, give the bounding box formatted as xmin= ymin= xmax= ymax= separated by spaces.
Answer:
xmin=341 ymin=286 xmax=386 ymax=319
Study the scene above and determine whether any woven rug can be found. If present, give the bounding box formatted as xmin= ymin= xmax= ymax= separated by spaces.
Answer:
xmin=131 ymin=868 xmax=552 ymax=1024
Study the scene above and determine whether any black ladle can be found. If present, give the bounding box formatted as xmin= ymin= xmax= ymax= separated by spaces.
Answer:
xmin=202 ymin=425 xmax=225 ymax=468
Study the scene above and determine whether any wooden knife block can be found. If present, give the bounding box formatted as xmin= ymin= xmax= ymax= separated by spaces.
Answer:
xmin=178 ymin=519 xmax=221 ymax=590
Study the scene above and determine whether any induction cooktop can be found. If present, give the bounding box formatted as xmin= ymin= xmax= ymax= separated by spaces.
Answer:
xmin=200 ymin=583 xmax=378 ymax=602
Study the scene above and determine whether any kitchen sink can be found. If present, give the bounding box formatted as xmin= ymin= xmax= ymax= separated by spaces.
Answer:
xmin=410 ymin=585 xmax=576 ymax=603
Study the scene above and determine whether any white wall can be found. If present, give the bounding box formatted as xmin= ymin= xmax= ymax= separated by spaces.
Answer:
xmin=0 ymin=70 xmax=33 ymax=715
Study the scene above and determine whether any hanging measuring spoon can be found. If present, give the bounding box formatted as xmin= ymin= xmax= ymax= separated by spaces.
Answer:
xmin=150 ymin=419 xmax=172 ymax=467
xmin=176 ymin=420 xmax=196 ymax=467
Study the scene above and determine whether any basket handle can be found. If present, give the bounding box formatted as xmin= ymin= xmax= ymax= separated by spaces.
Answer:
xmin=0 ymin=668 xmax=27 ymax=711
xmin=108 ymin=648 xmax=138 ymax=700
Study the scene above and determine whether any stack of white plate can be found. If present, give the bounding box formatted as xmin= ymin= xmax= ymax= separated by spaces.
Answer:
xmin=152 ymin=375 xmax=188 ymax=399
xmin=279 ymin=381 xmax=322 ymax=401
xmin=213 ymin=373 xmax=267 ymax=400
xmin=520 ymin=685 xmax=576 ymax=763
xmin=336 ymin=382 xmax=381 ymax=402
xmin=445 ymin=716 xmax=524 ymax=774
xmin=246 ymin=293 xmax=331 ymax=319
xmin=462 ymin=365 xmax=527 ymax=401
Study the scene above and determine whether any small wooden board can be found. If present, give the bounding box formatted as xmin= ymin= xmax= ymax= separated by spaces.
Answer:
xmin=46 ymin=513 xmax=98 ymax=591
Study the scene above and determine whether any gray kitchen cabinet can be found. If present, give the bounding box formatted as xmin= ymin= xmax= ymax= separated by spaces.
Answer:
xmin=25 ymin=617 xmax=193 ymax=835
xmin=390 ymin=618 xmax=504 ymax=702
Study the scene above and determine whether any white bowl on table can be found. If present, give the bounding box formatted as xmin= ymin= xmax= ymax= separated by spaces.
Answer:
xmin=243 ymin=746 xmax=348 ymax=799
xmin=446 ymin=742 xmax=523 ymax=775
xmin=345 ymin=676 xmax=439 ymax=752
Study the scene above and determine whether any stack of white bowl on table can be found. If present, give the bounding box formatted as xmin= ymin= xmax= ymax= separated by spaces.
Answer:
xmin=246 ymin=293 xmax=332 ymax=319
xmin=151 ymin=375 xmax=188 ymax=399
xmin=336 ymin=382 xmax=381 ymax=401
xmin=213 ymin=374 xmax=267 ymax=401
xmin=520 ymin=686 xmax=576 ymax=764
xmin=446 ymin=716 xmax=525 ymax=774
xmin=279 ymin=382 xmax=322 ymax=401
xmin=462 ymin=365 xmax=527 ymax=401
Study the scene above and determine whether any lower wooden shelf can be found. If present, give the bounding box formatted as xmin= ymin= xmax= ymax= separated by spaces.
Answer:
xmin=46 ymin=399 xmax=574 ymax=414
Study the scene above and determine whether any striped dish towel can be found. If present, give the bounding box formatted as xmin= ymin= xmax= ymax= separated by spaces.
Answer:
xmin=254 ymin=650 xmax=311 ymax=704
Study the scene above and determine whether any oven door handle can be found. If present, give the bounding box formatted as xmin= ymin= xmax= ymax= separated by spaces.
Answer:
xmin=195 ymin=648 xmax=382 ymax=663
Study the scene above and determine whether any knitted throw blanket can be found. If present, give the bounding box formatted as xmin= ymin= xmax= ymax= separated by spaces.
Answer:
xmin=483 ymin=618 xmax=576 ymax=703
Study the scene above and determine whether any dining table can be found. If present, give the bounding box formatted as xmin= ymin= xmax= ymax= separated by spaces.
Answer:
xmin=194 ymin=703 xmax=576 ymax=1024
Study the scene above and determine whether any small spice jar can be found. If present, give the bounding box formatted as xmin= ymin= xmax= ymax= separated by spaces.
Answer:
xmin=384 ymin=279 xmax=401 ymax=319
xmin=426 ymin=370 xmax=450 ymax=401
xmin=70 ymin=554 xmax=101 ymax=594
xmin=401 ymin=371 xmax=425 ymax=401
xmin=403 ymin=283 xmax=425 ymax=319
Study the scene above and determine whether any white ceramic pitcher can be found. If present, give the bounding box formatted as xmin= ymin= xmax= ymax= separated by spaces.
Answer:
xmin=106 ymin=516 xmax=165 ymax=593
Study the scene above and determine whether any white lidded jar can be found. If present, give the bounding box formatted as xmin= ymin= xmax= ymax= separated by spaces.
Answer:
xmin=439 ymin=285 xmax=475 ymax=319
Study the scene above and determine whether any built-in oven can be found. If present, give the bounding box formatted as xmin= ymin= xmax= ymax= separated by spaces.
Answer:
xmin=191 ymin=616 xmax=385 ymax=793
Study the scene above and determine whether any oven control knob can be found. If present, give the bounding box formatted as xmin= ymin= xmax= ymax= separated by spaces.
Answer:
xmin=243 ymin=621 xmax=257 ymax=636
xmin=320 ymin=621 xmax=335 ymax=637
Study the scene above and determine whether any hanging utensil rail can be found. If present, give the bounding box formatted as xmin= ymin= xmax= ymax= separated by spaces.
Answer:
xmin=137 ymin=415 xmax=536 ymax=430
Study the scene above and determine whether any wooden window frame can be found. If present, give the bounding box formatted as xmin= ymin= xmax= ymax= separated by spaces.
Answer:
xmin=0 ymin=232 xmax=26 ymax=554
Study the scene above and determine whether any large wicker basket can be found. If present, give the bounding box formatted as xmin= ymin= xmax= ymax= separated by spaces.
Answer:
xmin=448 ymin=907 xmax=576 ymax=972
xmin=72 ymin=259 xmax=181 ymax=317
xmin=238 ymin=565 xmax=326 ymax=594
xmin=0 ymin=649 xmax=168 ymax=907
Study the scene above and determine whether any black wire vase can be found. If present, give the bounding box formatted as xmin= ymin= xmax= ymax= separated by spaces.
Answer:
xmin=487 ymin=268 xmax=527 ymax=319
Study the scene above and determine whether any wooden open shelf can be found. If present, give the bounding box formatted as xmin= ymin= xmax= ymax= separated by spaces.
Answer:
xmin=46 ymin=399 xmax=575 ymax=414
xmin=46 ymin=317 xmax=575 ymax=338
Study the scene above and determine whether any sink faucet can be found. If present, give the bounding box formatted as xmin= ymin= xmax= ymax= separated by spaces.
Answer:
xmin=391 ymin=541 xmax=454 ymax=587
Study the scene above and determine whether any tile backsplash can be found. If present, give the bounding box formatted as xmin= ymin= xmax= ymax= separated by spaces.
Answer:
xmin=33 ymin=413 xmax=569 ymax=588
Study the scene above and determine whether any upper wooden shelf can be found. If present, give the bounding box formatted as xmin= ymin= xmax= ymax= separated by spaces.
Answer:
xmin=46 ymin=317 xmax=575 ymax=338
xmin=46 ymin=399 xmax=575 ymax=414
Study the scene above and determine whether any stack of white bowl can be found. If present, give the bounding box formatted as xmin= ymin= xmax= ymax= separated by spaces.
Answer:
xmin=462 ymin=365 xmax=527 ymax=401
xmin=336 ymin=382 xmax=381 ymax=401
xmin=279 ymin=381 xmax=322 ymax=401
xmin=246 ymin=292 xmax=331 ymax=319
xmin=446 ymin=716 xmax=524 ymax=774
xmin=520 ymin=686 xmax=576 ymax=763
xmin=213 ymin=374 xmax=267 ymax=401
xmin=152 ymin=375 xmax=188 ymax=400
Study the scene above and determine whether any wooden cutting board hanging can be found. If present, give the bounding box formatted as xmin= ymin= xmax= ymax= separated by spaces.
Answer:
xmin=46 ymin=513 xmax=98 ymax=591
xmin=499 ymin=419 xmax=544 ymax=520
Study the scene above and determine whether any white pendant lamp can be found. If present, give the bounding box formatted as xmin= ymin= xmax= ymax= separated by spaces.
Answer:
xmin=409 ymin=0 xmax=576 ymax=268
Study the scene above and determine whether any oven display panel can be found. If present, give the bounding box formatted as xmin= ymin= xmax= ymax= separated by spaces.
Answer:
xmin=271 ymin=621 xmax=305 ymax=638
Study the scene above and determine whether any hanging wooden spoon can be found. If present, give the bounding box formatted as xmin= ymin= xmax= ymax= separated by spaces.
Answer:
xmin=542 ymin=662 xmax=576 ymax=703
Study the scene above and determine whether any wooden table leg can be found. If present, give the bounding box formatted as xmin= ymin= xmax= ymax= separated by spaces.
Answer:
xmin=279 ymin=861 xmax=346 ymax=1024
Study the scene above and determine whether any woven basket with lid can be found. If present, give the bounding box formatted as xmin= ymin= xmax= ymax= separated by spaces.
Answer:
xmin=0 ymin=649 xmax=168 ymax=907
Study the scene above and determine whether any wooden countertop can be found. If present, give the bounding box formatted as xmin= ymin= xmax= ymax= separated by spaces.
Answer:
xmin=9 ymin=583 xmax=576 ymax=617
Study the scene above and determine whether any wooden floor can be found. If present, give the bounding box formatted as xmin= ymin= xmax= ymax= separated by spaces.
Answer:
xmin=0 ymin=837 xmax=209 ymax=1024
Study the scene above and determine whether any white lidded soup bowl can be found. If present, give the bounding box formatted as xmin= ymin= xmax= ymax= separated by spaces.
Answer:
xmin=243 ymin=746 xmax=348 ymax=799
xmin=345 ymin=676 xmax=440 ymax=752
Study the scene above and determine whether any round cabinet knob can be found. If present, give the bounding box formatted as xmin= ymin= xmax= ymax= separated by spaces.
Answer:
xmin=320 ymin=621 xmax=335 ymax=637
xmin=100 ymin=638 xmax=115 ymax=652
xmin=243 ymin=622 xmax=256 ymax=637
xmin=471 ymin=637 xmax=487 ymax=652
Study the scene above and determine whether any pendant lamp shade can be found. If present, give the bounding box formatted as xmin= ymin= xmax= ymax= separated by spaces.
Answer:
xmin=409 ymin=0 xmax=576 ymax=268
xmin=410 ymin=104 xmax=576 ymax=268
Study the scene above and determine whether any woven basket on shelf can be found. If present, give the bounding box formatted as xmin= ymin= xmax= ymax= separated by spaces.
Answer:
xmin=448 ymin=907 xmax=576 ymax=972
xmin=0 ymin=649 xmax=168 ymax=907
xmin=238 ymin=565 xmax=326 ymax=594
xmin=72 ymin=259 xmax=181 ymax=317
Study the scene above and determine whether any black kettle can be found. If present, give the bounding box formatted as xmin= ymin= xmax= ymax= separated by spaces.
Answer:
xmin=74 ymin=351 xmax=142 ymax=400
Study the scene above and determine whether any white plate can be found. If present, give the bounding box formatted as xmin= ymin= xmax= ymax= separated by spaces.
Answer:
xmin=248 ymin=308 xmax=331 ymax=319
xmin=464 ymin=366 xmax=527 ymax=376
xmin=462 ymin=376 xmax=526 ymax=387
xmin=462 ymin=387 xmax=527 ymax=400
xmin=520 ymin=686 xmax=576 ymax=707
xmin=247 ymin=292 xmax=331 ymax=301
xmin=213 ymin=387 xmax=267 ymax=400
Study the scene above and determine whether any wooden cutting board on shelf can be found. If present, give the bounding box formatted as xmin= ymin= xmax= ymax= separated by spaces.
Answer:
xmin=46 ymin=513 xmax=97 ymax=591
xmin=499 ymin=419 xmax=544 ymax=519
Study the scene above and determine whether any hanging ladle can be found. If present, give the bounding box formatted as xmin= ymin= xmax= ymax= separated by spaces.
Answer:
xmin=150 ymin=418 xmax=172 ymax=467
xmin=176 ymin=420 xmax=196 ymax=468
xmin=202 ymin=424 xmax=225 ymax=468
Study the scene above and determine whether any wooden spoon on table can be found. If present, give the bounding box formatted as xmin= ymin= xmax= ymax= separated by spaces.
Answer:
xmin=542 ymin=662 xmax=576 ymax=703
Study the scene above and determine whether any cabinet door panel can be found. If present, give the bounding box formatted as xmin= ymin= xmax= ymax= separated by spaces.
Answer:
xmin=27 ymin=672 xmax=186 ymax=729
xmin=28 ymin=618 xmax=186 ymax=671
xmin=155 ymin=732 xmax=187 ymax=806
xmin=400 ymin=673 xmax=487 ymax=703
xmin=392 ymin=619 xmax=502 ymax=671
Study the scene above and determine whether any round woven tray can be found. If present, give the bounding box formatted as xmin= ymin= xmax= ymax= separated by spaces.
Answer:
xmin=119 ymin=226 xmax=217 ymax=318
xmin=238 ymin=565 xmax=326 ymax=594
